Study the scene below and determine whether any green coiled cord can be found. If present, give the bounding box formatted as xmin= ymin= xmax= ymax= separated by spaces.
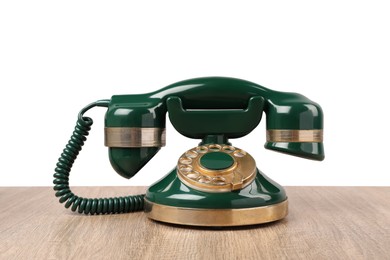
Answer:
xmin=53 ymin=100 xmax=145 ymax=214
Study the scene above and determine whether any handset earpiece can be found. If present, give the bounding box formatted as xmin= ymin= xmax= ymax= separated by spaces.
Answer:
xmin=104 ymin=95 xmax=167 ymax=178
xmin=264 ymin=92 xmax=324 ymax=160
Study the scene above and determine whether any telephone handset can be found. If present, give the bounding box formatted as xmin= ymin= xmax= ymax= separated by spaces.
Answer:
xmin=54 ymin=77 xmax=324 ymax=226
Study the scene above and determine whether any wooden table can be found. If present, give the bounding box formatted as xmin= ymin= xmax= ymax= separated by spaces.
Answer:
xmin=0 ymin=187 xmax=389 ymax=259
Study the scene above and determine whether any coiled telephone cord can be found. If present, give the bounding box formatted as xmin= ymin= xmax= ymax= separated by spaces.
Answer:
xmin=53 ymin=100 xmax=145 ymax=214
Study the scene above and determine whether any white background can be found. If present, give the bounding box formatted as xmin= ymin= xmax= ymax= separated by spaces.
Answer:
xmin=1 ymin=1 xmax=389 ymax=187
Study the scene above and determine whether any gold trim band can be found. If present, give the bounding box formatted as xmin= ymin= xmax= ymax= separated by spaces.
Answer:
xmin=105 ymin=127 xmax=166 ymax=147
xmin=267 ymin=129 xmax=323 ymax=143
xmin=144 ymin=199 xmax=288 ymax=227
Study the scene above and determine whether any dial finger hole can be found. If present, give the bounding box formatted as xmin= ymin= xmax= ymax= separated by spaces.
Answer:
xmin=222 ymin=145 xmax=235 ymax=153
xmin=179 ymin=165 xmax=193 ymax=173
xmin=187 ymin=171 xmax=200 ymax=180
xmin=196 ymin=146 xmax=208 ymax=153
xmin=233 ymin=150 xmax=246 ymax=157
xmin=185 ymin=150 xmax=198 ymax=158
xmin=209 ymin=144 xmax=222 ymax=152
xmin=179 ymin=157 xmax=192 ymax=165
xmin=198 ymin=175 xmax=212 ymax=184
xmin=212 ymin=176 xmax=226 ymax=185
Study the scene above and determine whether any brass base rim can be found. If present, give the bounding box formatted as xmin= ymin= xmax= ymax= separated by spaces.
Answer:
xmin=144 ymin=199 xmax=288 ymax=227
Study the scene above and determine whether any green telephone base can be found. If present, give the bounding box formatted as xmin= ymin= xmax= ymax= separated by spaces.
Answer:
xmin=145 ymin=168 xmax=288 ymax=227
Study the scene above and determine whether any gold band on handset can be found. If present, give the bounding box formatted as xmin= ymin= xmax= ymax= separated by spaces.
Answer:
xmin=266 ymin=129 xmax=323 ymax=143
xmin=104 ymin=127 xmax=166 ymax=148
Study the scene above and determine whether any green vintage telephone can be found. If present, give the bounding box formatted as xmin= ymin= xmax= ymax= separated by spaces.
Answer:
xmin=53 ymin=77 xmax=324 ymax=226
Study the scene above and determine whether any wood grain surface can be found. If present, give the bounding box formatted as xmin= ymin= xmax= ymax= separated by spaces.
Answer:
xmin=0 ymin=187 xmax=389 ymax=259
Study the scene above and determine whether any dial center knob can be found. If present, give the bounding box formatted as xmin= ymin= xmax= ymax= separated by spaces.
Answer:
xmin=200 ymin=152 xmax=234 ymax=170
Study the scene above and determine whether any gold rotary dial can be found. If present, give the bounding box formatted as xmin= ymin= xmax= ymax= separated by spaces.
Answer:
xmin=177 ymin=144 xmax=257 ymax=193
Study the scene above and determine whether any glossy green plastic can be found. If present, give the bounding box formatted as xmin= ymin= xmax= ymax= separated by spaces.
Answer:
xmin=166 ymin=96 xmax=265 ymax=138
xmin=105 ymin=77 xmax=323 ymax=130
xmin=109 ymin=147 xmax=160 ymax=179
xmin=200 ymin=152 xmax=234 ymax=170
xmin=104 ymin=77 xmax=324 ymax=179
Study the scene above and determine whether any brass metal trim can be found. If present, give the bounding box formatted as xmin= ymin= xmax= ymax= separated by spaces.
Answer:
xmin=105 ymin=127 xmax=166 ymax=147
xmin=144 ymin=199 xmax=288 ymax=227
xmin=176 ymin=144 xmax=257 ymax=193
xmin=266 ymin=129 xmax=323 ymax=143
